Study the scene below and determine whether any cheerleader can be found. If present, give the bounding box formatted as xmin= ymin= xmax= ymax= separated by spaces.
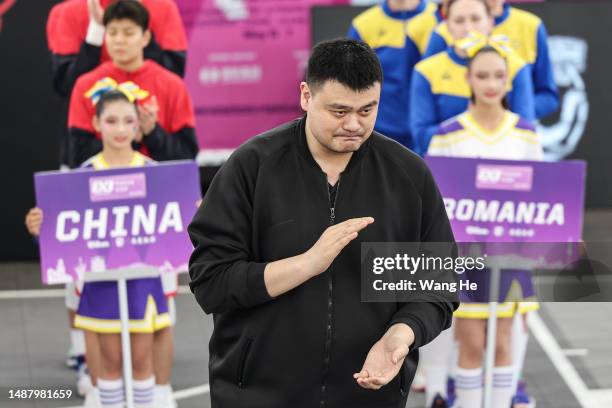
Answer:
xmin=70 ymin=90 xmax=171 ymax=408
xmin=28 ymin=90 xmax=175 ymax=408
xmin=427 ymin=44 xmax=541 ymax=408
xmin=409 ymin=0 xmax=535 ymax=156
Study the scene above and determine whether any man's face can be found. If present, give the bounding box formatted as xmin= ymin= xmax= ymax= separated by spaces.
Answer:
xmin=105 ymin=19 xmax=150 ymax=65
xmin=300 ymin=80 xmax=380 ymax=154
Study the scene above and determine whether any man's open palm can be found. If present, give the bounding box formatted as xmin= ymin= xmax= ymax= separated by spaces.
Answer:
xmin=354 ymin=334 xmax=409 ymax=390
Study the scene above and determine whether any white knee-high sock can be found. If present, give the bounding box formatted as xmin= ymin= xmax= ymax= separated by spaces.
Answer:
xmin=450 ymin=338 xmax=459 ymax=378
xmin=455 ymin=366 xmax=483 ymax=408
xmin=133 ymin=376 xmax=155 ymax=408
xmin=512 ymin=311 xmax=529 ymax=392
xmin=70 ymin=329 xmax=86 ymax=355
xmin=493 ymin=365 xmax=515 ymax=408
xmin=98 ymin=378 xmax=124 ymax=408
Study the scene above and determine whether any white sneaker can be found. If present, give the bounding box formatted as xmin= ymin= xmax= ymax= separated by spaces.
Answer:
xmin=83 ymin=388 xmax=100 ymax=408
xmin=154 ymin=384 xmax=177 ymax=408
xmin=77 ymin=364 xmax=93 ymax=397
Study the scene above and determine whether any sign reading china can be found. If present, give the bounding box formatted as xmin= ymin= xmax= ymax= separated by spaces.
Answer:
xmin=425 ymin=156 xmax=586 ymax=242
xmin=34 ymin=161 xmax=201 ymax=285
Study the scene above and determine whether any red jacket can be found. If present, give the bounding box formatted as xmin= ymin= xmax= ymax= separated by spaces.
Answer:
xmin=47 ymin=0 xmax=188 ymax=96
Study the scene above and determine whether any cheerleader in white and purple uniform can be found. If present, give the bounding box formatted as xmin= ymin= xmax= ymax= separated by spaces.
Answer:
xmin=427 ymin=42 xmax=541 ymax=408
xmin=72 ymin=90 xmax=171 ymax=408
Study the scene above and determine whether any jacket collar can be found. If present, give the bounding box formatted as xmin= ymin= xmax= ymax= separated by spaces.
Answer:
xmin=495 ymin=4 xmax=511 ymax=26
xmin=295 ymin=115 xmax=371 ymax=175
xmin=447 ymin=46 xmax=468 ymax=66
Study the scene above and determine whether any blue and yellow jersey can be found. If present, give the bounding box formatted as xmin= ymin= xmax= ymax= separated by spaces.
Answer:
xmin=80 ymin=151 xmax=153 ymax=170
xmin=427 ymin=110 xmax=543 ymax=160
xmin=410 ymin=46 xmax=535 ymax=155
xmin=424 ymin=5 xmax=559 ymax=119
xmin=423 ymin=22 xmax=453 ymax=59
xmin=494 ymin=4 xmax=558 ymax=118
xmin=405 ymin=2 xmax=442 ymax=56
xmin=348 ymin=0 xmax=430 ymax=149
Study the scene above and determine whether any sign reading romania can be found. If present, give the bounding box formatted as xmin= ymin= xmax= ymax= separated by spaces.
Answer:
xmin=425 ymin=156 xmax=586 ymax=242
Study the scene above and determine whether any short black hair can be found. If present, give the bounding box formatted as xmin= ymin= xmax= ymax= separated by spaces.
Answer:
xmin=103 ymin=0 xmax=150 ymax=31
xmin=95 ymin=90 xmax=137 ymax=117
xmin=306 ymin=38 xmax=382 ymax=93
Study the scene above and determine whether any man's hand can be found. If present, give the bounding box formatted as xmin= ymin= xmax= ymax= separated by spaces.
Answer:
xmin=25 ymin=207 xmax=43 ymax=237
xmin=354 ymin=323 xmax=415 ymax=390
xmin=87 ymin=0 xmax=104 ymax=25
xmin=139 ymin=96 xmax=159 ymax=136
xmin=263 ymin=217 xmax=373 ymax=298
xmin=301 ymin=217 xmax=374 ymax=278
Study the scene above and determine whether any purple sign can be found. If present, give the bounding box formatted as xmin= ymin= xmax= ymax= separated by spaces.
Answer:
xmin=34 ymin=161 xmax=201 ymax=285
xmin=425 ymin=156 xmax=586 ymax=243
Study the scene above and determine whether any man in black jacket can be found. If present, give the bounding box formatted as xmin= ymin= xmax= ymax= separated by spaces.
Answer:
xmin=188 ymin=38 xmax=458 ymax=408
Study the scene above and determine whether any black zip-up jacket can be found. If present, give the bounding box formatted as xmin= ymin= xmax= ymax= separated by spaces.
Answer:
xmin=188 ymin=117 xmax=459 ymax=408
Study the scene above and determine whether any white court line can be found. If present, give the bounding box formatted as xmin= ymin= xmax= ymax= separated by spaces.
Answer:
xmin=528 ymin=312 xmax=596 ymax=407
xmin=563 ymin=348 xmax=590 ymax=357
xmin=589 ymin=389 xmax=612 ymax=405
xmin=173 ymin=383 xmax=210 ymax=400
xmin=58 ymin=383 xmax=210 ymax=408
xmin=0 ymin=288 xmax=66 ymax=299
xmin=0 ymin=285 xmax=192 ymax=300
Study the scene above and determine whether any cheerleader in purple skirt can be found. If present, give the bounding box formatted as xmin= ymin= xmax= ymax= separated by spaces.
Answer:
xmin=426 ymin=40 xmax=542 ymax=408
xmin=72 ymin=90 xmax=170 ymax=408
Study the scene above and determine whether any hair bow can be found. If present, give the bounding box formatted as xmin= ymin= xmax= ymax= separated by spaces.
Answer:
xmin=84 ymin=77 xmax=150 ymax=105
xmin=456 ymin=31 xmax=512 ymax=59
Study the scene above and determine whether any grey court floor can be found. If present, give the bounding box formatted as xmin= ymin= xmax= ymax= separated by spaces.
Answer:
xmin=1 ymin=210 xmax=612 ymax=408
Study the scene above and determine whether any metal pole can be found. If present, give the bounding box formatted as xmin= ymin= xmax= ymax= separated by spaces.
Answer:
xmin=483 ymin=266 xmax=501 ymax=408
xmin=118 ymin=277 xmax=135 ymax=408
xmin=84 ymin=268 xmax=160 ymax=408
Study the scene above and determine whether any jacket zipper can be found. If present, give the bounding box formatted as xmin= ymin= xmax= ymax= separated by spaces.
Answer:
xmin=237 ymin=338 xmax=253 ymax=388
xmin=399 ymin=364 xmax=407 ymax=396
xmin=320 ymin=177 xmax=340 ymax=406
